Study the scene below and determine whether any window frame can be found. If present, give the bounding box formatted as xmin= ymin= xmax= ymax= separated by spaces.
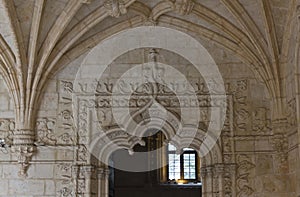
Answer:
xmin=167 ymin=145 xmax=199 ymax=182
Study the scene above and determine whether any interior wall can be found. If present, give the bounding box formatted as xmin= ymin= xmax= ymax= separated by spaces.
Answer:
xmin=0 ymin=44 xmax=290 ymax=197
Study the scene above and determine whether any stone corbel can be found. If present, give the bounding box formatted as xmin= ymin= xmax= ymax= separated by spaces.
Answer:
xmin=11 ymin=129 xmax=35 ymax=178
xmin=104 ymin=0 xmax=127 ymax=18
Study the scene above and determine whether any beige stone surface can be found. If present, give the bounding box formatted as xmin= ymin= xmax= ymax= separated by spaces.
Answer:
xmin=0 ymin=0 xmax=299 ymax=196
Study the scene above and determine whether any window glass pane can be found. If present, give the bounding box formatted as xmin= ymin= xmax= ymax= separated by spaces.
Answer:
xmin=168 ymin=144 xmax=177 ymax=151
xmin=183 ymin=153 xmax=196 ymax=179
xmin=168 ymin=153 xmax=180 ymax=180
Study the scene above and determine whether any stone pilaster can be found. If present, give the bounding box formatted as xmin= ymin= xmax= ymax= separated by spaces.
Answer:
xmin=82 ymin=165 xmax=95 ymax=197
xmin=271 ymin=118 xmax=289 ymax=173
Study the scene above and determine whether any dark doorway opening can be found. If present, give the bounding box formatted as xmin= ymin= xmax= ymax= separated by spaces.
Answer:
xmin=109 ymin=131 xmax=201 ymax=197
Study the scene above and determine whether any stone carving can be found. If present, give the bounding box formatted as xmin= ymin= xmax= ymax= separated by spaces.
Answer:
xmin=224 ymin=164 xmax=236 ymax=197
xmin=11 ymin=129 xmax=36 ymax=177
xmin=174 ymin=0 xmax=195 ymax=15
xmin=286 ymin=99 xmax=296 ymax=127
xmin=252 ymin=107 xmax=271 ymax=134
xmin=104 ymin=0 xmax=127 ymax=18
xmin=77 ymin=145 xmax=88 ymax=162
xmin=11 ymin=144 xmax=35 ymax=178
xmin=58 ymin=187 xmax=73 ymax=197
xmin=271 ymin=133 xmax=288 ymax=172
xmin=236 ymin=154 xmax=255 ymax=197
xmin=0 ymin=118 xmax=14 ymax=145
xmin=61 ymin=81 xmax=74 ymax=94
xmin=36 ymin=118 xmax=57 ymax=145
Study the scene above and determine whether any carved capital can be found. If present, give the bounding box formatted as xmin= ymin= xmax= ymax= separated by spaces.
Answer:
xmin=174 ymin=0 xmax=195 ymax=15
xmin=11 ymin=145 xmax=35 ymax=178
xmin=104 ymin=0 xmax=127 ymax=18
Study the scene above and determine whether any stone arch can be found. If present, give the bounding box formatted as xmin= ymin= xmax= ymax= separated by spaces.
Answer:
xmin=74 ymin=26 xmax=227 ymax=197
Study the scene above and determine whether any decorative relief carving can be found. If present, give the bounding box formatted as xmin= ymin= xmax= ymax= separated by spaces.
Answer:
xmin=36 ymin=118 xmax=57 ymax=145
xmin=271 ymin=133 xmax=288 ymax=172
xmin=61 ymin=81 xmax=74 ymax=94
xmin=56 ymin=80 xmax=76 ymax=145
xmin=224 ymin=164 xmax=236 ymax=197
xmin=174 ymin=0 xmax=195 ymax=15
xmin=104 ymin=0 xmax=127 ymax=18
xmin=0 ymin=118 xmax=14 ymax=145
xmin=252 ymin=107 xmax=271 ymax=134
xmin=12 ymin=129 xmax=36 ymax=177
xmin=286 ymin=99 xmax=296 ymax=127
xmin=77 ymin=145 xmax=88 ymax=162
xmin=55 ymin=163 xmax=74 ymax=196
xmin=236 ymin=155 xmax=255 ymax=197
xmin=58 ymin=187 xmax=73 ymax=197
xmin=11 ymin=144 xmax=35 ymax=178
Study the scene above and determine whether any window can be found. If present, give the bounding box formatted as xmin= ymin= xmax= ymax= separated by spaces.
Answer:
xmin=167 ymin=144 xmax=198 ymax=182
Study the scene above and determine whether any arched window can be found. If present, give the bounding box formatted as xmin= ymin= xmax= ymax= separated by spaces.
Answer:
xmin=167 ymin=144 xmax=199 ymax=183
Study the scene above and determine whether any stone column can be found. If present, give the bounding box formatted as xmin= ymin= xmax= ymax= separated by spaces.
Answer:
xmin=11 ymin=129 xmax=35 ymax=178
xmin=201 ymin=166 xmax=214 ymax=197
xmin=200 ymin=167 xmax=208 ymax=197
xmin=271 ymin=119 xmax=289 ymax=173
xmin=214 ymin=164 xmax=225 ymax=196
xmin=72 ymin=165 xmax=80 ymax=196
xmin=97 ymin=167 xmax=110 ymax=197
xmin=97 ymin=168 xmax=104 ymax=197
xmin=82 ymin=165 xmax=94 ymax=197
xmin=103 ymin=168 xmax=110 ymax=197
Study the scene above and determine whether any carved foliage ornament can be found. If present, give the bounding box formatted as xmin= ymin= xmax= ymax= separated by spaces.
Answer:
xmin=104 ymin=0 xmax=127 ymax=18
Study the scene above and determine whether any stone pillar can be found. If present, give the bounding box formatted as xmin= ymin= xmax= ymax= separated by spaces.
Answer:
xmin=103 ymin=168 xmax=110 ymax=197
xmin=201 ymin=166 xmax=214 ymax=197
xmin=214 ymin=164 xmax=225 ymax=196
xmin=72 ymin=165 xmax=80 ymax=196
xmin=271 ymin=119 xmax=289 ymax=173
xmin=200 ymin=167 xmax=207 ymax=197
xmin=11 ymin=129 xmax=35 ymax=178
xmin=97 ymin=168 xmax=104 ymax=197
xmin=82 ymin=165 xmax=94 ymax=197
xmin=97 ymin=167 xmax=110 ymax=197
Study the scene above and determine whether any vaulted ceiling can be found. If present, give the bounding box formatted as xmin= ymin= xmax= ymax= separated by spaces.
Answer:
xmin=0 ymin=0 xmax=298 ymax=126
